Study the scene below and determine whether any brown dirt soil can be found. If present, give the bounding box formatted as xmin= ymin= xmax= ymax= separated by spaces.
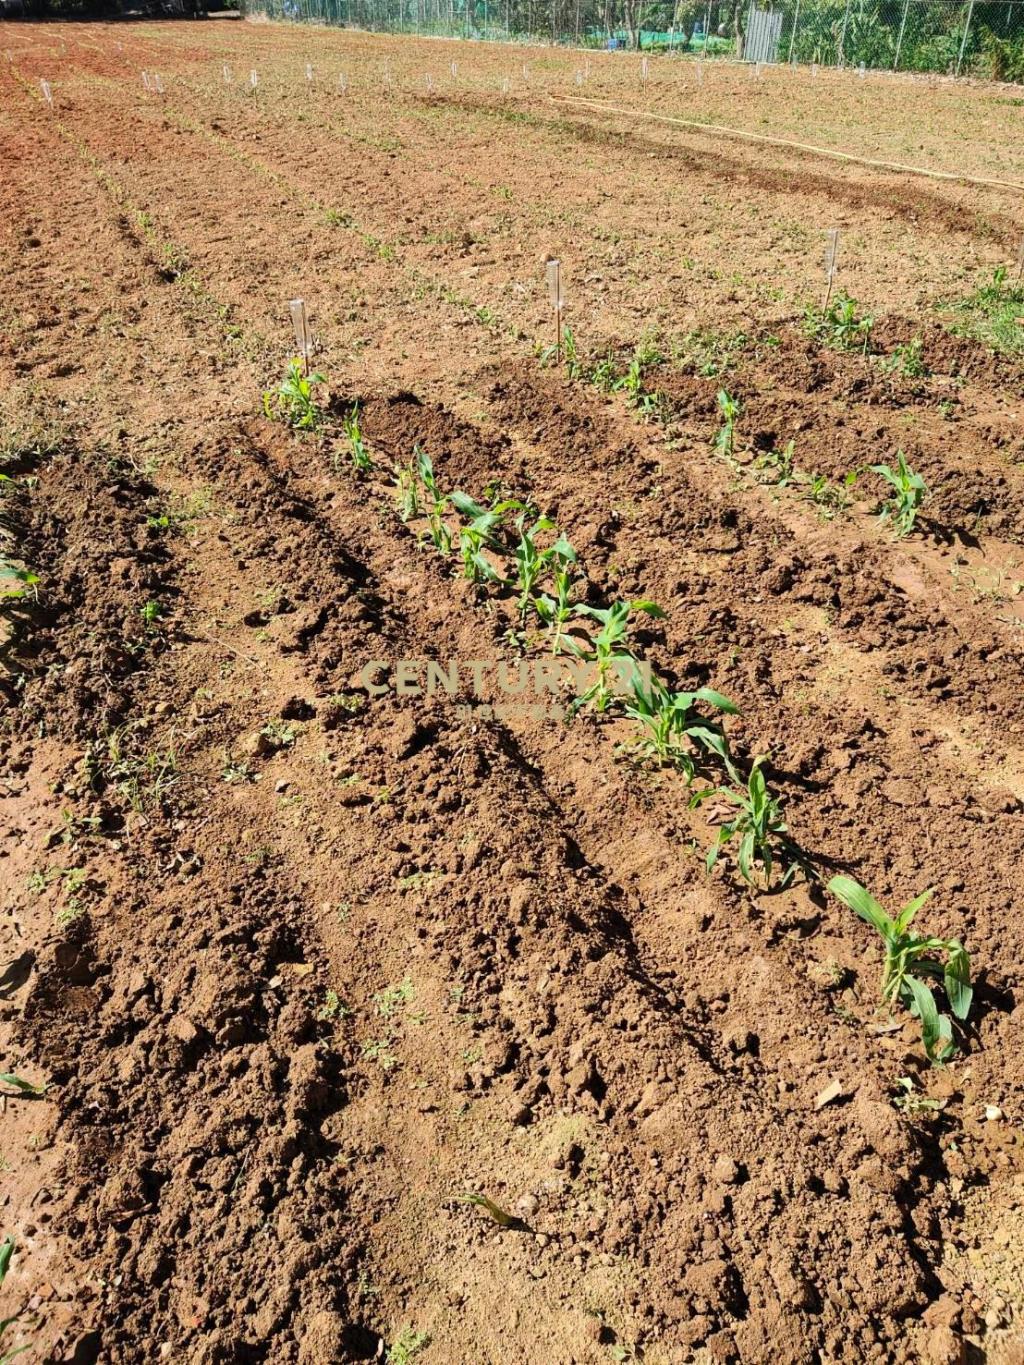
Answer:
xmin=2 ymin=18 xmax=1024 ymax=1365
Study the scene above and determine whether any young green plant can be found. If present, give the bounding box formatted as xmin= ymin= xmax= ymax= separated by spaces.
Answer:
xmin=569 ymin=599 xmax=666 ymax=714
xmin=714 ymin=390 xmax=740 ymax=460
xmin=263 ymin=357 xmax=325 ymax=431
xmin=702 ymin=757 xmax=797 ymax=888
xmin=870 ymin=450 xmax=927 ymax=537
xmin=415 ymin=445 xmax=453 ymax=555
xmin=342 ymin=404 xmax=373 ymax=472
xmin=533 ymin=538 xmax=579 ymax=651
xmin=827 ymin=875 xmax=971 ymax=1063
xmin=625 ymin=673 xmax=739 ymax=779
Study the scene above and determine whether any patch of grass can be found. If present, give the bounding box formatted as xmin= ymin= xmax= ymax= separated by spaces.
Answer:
xmin=949 ymin=266 xmax=1024 ymax=354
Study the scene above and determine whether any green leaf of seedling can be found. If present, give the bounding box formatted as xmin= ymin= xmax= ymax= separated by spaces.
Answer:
xmin=944 ymin=942 xmax=973 ymax=1021
xmin=827 ymin=875 xmax=895 ymax=940
xmin=0 ymin=1073 xmax=46 ymax=1096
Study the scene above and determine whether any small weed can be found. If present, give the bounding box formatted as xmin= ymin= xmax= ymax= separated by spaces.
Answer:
xmin=796 ymin=469 xmax=857 ymax=520
xmin=950 ymin=266 xmax=1024 ymax=355
xmin=885 ymin=336 xmax=929 ymax=379
xmin=316 ymin=989 xmax=350 ymax=1022
xmin=361 ymin=1038 xmax=398 ymax=1070
xmin=373 ymin=977 xmax=415 ymax=1018
xmin=260 ymin=718 xmax=297 ymax=750
xmin=892 ymin=1075 xmax=945 ymax=1116
xmin=753 ymin=439 xmax=796 ymax=487
xmin=221 ymin=758 xmax=256 ymax=784
xmin=386 ymin=1327 xmax=430 ymax=1365
xmin=828 ymin=875 xmax=971 ymax=1063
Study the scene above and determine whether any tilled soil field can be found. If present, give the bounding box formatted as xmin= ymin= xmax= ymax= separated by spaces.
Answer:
xmin=1 ymin=19 xmax=1024 ymax=1365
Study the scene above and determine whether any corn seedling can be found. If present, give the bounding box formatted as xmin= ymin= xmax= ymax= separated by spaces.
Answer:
xmin=0 ymin=1073 xmax=45 ymax=1097
xmin=540 ymin=323 xmax=584 ymax=380
xmin=0 ymin=557 xmax=37 ymax=602
xmin=533 ymin=539 xmax=579 ymax=651
xmin=450 ymin=491 xmax=519 ymax=584
xmin=511 ymin=511 xmax=575 ymax=622
xmin=614 ymin=355 xmax=662 ymax=420
xmin=702 ymin=758 xmax=796 ymax=887
xmin=415 ymin=446 xmax=453 ymax=555
xmin=870 ymin=450 xmax=927 ymax=537
xmin=570 ymin=599 xmax=666 ymax=714
xmin=624 ymin=674 xmax=739 ymax=779
xmin=806 ymin=292 xmax=874 ymax=353
xmin=456 ymin=1191 xmax=517 ymax=1226
xmin=262 ymin=357 xmax=325 ymax=431
xmin=393 ymin=461 xmax=420 ymax=523
xmin=714 ymin=390 xmax=740 ymax=460
xmin=827 ymin=876 xmax=971 ymax=1063
xmin=342 ymin=404 xmax=373 ymax=472
xmin=1 ymin=1235 xmax=29 ymax=1364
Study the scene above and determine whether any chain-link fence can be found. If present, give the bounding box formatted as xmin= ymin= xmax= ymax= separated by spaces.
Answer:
xmin=240 ymin=0 xmax=1024 ymax=80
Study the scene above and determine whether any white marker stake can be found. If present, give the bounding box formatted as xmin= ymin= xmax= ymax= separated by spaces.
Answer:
xmin=574 ymin=68 xmax=583 ymax=86
xmin=641 ymin=56 xmax=649 ymax=89
xmin=305 ymin=62 xmax=313 ymax=83
xmin=223 ymin=63 xmax=232 ymax=84
xmin=40 ymin=78 xmax=53 ymax=108
xmin=858 ymin=61 xmax=866 ymax=78
xmin=811 ymin=61 xmax=818 ymax=78
xmin=501 ymin=76 xmax=509 ymax=96
xmin=823 ymin=228 xmax=840 ymax=309
xmin=154 ymin=73 xmax=164 ymax=96
xmin=290 ymin=298 xmax=312 ymax=374
xmin=426 ymin=73 xmax=434 ymax=92
xmin=250 ymin=69 xmax=258 ymax=94
xmin=338 ymin=72 xmax=347 ymax=94
xmin=450 ymin=60 xmax=457 ymax=78
xmin=142 ymin=70 xmax=151 ymax=92
xmin=546 ymin=259 xmax=564 ymax=366
xmin=522 ymin=63 xmax=529 ymax=81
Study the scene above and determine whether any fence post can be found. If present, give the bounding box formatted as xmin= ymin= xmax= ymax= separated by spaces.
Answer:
xmin=955 ymin=0 xmax=975 ymax=74
xmin=838 ymin=0 xmax=852 ymax=64
xmin=892 ymin=0 xmax=909 ymax=68
xmin=787 ymin=0 xmax=801 ymax=63
xmin=703 ymin=0 xmax=712 ymax=55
